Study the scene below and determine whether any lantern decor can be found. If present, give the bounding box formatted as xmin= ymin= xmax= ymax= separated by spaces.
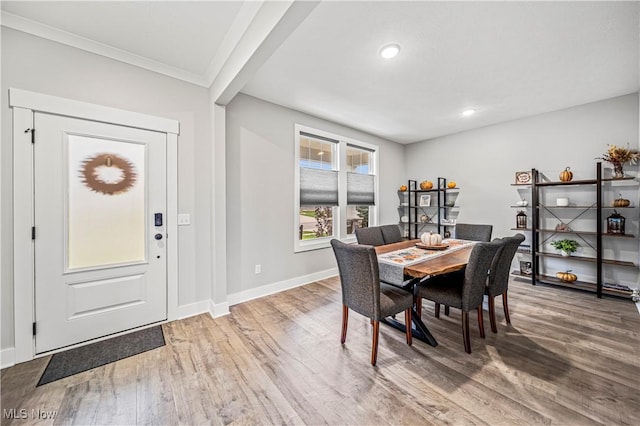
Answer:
xmin=607 ymin=210 xmax=625 ymax=235
xmin=516 ymin=210 xmax=528 ymax=229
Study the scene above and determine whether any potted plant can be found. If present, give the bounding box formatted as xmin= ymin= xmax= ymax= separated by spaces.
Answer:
xmin=550 ymin=239 xmax=579 ymax=257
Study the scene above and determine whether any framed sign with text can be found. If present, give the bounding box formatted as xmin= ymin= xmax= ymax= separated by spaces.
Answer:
xmin=515 ymin=171 xmax=532 ymax=185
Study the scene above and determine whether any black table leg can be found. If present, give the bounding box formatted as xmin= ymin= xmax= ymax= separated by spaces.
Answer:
xmin=380 ymin=277 xmax=438 ymax=347
xmin=381 ymin=308 xmax=438 ymax=347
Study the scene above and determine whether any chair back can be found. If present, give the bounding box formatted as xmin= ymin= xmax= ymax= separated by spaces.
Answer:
xmin=380 ymin=224 xmax=403 ymax=244
xmin=487 ymin=233 xmax=525 ymax=297
xmin=330 ymin=239 xmax=381 ymax=318
xmin=461 ymin=240 xmax=502 ymax=311
xmin=455 ymin=223 xmax=493 ymax=242
xmin=355 ymin=226 xmax=385 ymax=246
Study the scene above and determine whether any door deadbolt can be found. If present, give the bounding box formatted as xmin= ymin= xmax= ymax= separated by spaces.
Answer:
xmin=155 ymin=233 xmax=163 ymax=240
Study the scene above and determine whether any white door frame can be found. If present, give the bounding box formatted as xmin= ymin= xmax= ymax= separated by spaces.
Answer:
xmin=10 ymin=88 xmax=179 ymax=363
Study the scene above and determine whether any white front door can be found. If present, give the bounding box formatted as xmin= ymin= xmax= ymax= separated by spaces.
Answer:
xmin=34 ymin=112 xmax=167 ymax=354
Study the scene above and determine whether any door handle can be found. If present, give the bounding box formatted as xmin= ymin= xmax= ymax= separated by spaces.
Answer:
xmin=155 ymin=233 xmax=163 ymax=240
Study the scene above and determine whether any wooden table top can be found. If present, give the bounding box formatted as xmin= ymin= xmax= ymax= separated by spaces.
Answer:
xmin=375 ymin=239 xmax=474 ymax=279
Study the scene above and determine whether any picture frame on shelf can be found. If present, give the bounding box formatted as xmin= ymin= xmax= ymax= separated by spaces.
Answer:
xmin=519 ymin=261 xmax=532 ymax=276
xmin=419 ymin=194 xmax=431 ymax=206
xmin=515 ymin=171 xmax=532 ymax=185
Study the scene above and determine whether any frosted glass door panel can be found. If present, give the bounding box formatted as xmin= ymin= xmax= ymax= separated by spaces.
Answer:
xmin=67 ymin=135 xmax=146 ymax=270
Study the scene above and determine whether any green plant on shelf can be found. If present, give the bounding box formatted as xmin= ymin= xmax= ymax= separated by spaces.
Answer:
xmin=550 ymin=239 xmax=579 ymax=256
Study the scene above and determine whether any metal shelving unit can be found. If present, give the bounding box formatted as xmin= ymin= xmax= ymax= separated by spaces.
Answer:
xmin=523 ymin=162 xmax=637 ymax=298
xmin=400 ymin=178 xmax=460 ymax=239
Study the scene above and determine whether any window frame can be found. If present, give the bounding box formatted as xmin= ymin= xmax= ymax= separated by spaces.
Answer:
xmin=294 ymin=124 xmax=378 ymax=252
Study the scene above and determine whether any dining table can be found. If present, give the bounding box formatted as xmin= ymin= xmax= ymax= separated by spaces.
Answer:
xmin=374 ymin=238 xmax=476 ymax=347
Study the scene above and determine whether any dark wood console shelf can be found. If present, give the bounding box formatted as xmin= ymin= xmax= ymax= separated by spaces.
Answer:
xmin=511 ymin=227 xmax=635 ymax=238
xmin=535 ymin=274 xmax=633 ymax=298
xmin=535 ymin=252 xmax=636 ymax=267
xmin=536 ymin=179 xmax=597 ymax=187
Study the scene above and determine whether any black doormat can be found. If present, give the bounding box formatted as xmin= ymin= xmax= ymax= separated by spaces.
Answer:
xmin=37 ymin=325 xmax=165 ymax=386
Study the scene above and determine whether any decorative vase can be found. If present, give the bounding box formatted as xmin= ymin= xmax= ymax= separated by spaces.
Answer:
xmin=612 ymin=162 xmax=624 ymax=179
xmin=561 ymin=251 xmax=570 ymax=257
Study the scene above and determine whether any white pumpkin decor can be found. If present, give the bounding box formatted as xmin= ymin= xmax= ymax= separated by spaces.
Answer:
xmin=421 ymin=232 xmax=443 ymax=246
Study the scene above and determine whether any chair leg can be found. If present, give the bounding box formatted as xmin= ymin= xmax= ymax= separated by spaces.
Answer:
xmin=477 ymin=307 xmax=485 ymax=339
xmin=444 ymin=305 xmax=450 ymax=316
xmin=341 ymin=305 xmax=349 ymax=344
xmin=405 ymin=309 xmax=413 ymax=346
xmin=434 ymin=303 xmax=440 ymax=318
xmin=502 ymin=291 xmax=511 ymax=324
xmin=462 ymin=311 xmax=471 ymax=354
xmin=488 ymin=295 xmax=497 ymax=333
xmin=371 ymin=320 xmax=380 ymax=366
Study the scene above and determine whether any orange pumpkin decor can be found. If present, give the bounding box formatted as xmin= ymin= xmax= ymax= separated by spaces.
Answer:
xmin=420 ymin=180 xmax=433 ymax=190
xmin=556 ymin=270 xmax=577 ymax=282
xmin=612 ymin=193 xmax=630 ymax=207
xmin=399 ymin=185 xmax=408 ymax=192
xmin=559 ymin=167 xmax=573 ymax=182
xmin=447 ymin=181 xmax=456 ymax=189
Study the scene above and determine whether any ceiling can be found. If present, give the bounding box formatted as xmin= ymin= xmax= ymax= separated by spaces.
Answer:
xmin=2 ymin=1 xmax=638 ymax=144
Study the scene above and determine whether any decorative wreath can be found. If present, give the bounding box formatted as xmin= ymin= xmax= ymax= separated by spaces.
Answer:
xmin=80 ymin=153 xmax=137 ymax=195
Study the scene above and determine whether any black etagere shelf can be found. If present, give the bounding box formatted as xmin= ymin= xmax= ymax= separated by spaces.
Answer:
xmin=519 ymin=162 xmax=638 ymax=299
xmin=399 ymin=178 xmax=459 ymax=239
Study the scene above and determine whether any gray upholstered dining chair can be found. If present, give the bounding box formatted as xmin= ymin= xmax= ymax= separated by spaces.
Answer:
xmin=455 ymin=223 xmax=493 ymax=242
xmin=380 ymin=224 xmax=403 ymax=244
xmin=437 ymin=223 xmax=493 ymax=317
xmin=354 ymin=226 xmax=385 ymax=246
xmin=414 ymin=240 xmax=501 ymax=353
xmin=330 ymin=239 xmax=413 ymax=365
xmin=486 ymin=233 xmax=525 ymax=333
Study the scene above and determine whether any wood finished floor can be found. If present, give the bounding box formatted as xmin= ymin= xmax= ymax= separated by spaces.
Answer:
xmin=2 ymin=278 xmax=639 ymax=425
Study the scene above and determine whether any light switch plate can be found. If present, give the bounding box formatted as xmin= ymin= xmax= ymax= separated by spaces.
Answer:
xmin=178 ymin=213 xmax=191 ymax=226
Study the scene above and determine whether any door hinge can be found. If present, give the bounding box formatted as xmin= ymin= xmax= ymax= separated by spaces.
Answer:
xmin=25 ymin=128 xmax=35 ymax=144
xmin=32 ymin=322 xmax=36 ymax=336
xmin=32 ymin=227 xmax=36 ymax=240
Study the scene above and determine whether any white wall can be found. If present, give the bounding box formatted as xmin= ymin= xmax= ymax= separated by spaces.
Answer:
xmin=405 ymin=93 xmax=640 ymax=288
xmin=225 ymin=93 xmax=405 ymax=296
xmin=1 ymin=28 xmax=213 ymax=351
xmin=2 ymin=26 xmax=637 ymax=357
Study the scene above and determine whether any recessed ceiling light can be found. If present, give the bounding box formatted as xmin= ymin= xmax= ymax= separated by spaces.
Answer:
xmin=462 ymin=109 xmax=476 ymax=117
xmin=380 ymin=43 xmax=401 ymax=59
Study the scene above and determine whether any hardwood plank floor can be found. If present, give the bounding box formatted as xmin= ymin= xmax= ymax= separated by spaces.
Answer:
xmin=2 ymin=278 xmax=639 ymax=425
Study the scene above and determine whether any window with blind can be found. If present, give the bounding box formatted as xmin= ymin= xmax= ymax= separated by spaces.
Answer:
xmin=295 ymin=124 xmax=378 ymax=252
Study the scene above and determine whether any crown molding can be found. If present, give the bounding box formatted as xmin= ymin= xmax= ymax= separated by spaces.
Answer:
xmin=1 ymin=11 xmax=209 ymax=87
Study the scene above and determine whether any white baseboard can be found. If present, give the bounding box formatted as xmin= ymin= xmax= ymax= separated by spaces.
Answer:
xmin=227 ymin=268 xmax=338 ymax=307
xmin=1 ymin=347 xmax=16 ymax=369
xmin=209 ymin=300 xmax=230 ymax=318
xmin=1 ymin=269 xmax=339 ymax=369
xmin=174 ymin=268 xmax=338 ymax=321
xmin=176 ymin=300 xmax=211 ymax=320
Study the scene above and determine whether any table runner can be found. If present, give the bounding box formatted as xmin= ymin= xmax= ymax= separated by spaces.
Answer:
xmin=378 ymin=239 xmax=476 ymax=285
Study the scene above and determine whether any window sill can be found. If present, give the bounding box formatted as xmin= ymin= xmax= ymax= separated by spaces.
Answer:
xmin=294 ymin=234 xmax=358 ymax=253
